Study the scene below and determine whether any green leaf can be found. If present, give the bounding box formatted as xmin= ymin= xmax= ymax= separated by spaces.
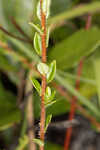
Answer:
xmin=37 ymin=1 xmax=41 ymax=20
xmin=37 ymin=0 xmax=51 ymax=20
xmin=45 ymin=100 xmax=56 ymax=108
xmin=16 ymin=135 xmax=28 ymax=150
xmin=42 ymin=0 xmax=51 ymax=19
xmin=30 ymin=77 xmax=41 ymax=95
xmin=45 ymin=86 xmax=51 ymax=100
xmin=93 ymin=58 xmax=100 ymax=106
xmin=33 ymin=138 xmax=44 ymax=147
xmin=37 ymin=62 xmax=49 ymax=75
xmin=34 ymin=32 xmax=42 ymax=56
xmin=46 ymin=28 xmax=50 ymax=48
xmin=48 ymin=90 xmax=56 ymax=101
xmin=45 ymin=114 xmax=52 ymax=132
xmin=55 ymin=73 xmax=100 ymax=118
xmin=45 ymin=87 xmax=56 ymax=107
xmin=29 ymin=22 xmax=43 ymax=35
xmin=47 ymin=60 xmax=56 ymax=83
xmin=48 ymin=27 xmax=100 ymax=69
xmin=34 ymin=90 xmax=70 ymax=119
xmin=49 ymin=2 xmax=100 ymax=25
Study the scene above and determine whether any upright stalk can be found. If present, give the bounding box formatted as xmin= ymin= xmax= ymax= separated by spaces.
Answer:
xmin=30 ymin=1 xmax=56 ymax=149
xmin=40 ymin=0 xmax=47 ymax=149
xmin=64 ymin=14 xmax=92 ymax=150
xmin=64 ymin=60 xmax=83 ymax=150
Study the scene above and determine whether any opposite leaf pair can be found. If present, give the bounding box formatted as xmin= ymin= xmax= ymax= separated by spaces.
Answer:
xmin=30 ymin=60 xmax=56 ymax=107
xmin=37 ymin=60 xmax=56 ymax=83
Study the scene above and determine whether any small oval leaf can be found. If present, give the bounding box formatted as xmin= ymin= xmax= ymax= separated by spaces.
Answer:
xmin=49 ymin=90 xmax=56 ymax=101
xmin=45 ymin=114 xmax=52 ymax=132
xmin=46 ymin=28 xmax=50 ymax=48
xmin=42 ymin=0 xmax=51 ymax=19
xmin=37 ymin=63 xmax=49 ymax=75
xmin=47 ymin=60 xmax=56 ymax=83
xmin=45 ymin=100 xmax=56 ymax=108
xmin=45 ymin=89 xmax=56 ymax=107
xmin=45 ymin=86 xmax=51 ymax=98
xmin=29 ymin=22 xmax=43 ymax=35
xmin=34 ymin=32 xmax=42 ymax=56
xmin=37 ymin=0 xmax=51 ymax=20
xmin=30 ymin=77 xmax=41 ymax=95
xmin=37 ymin=2 xmax=41 ymax=20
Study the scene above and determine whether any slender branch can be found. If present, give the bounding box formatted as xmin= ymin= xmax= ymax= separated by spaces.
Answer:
xmin=10 ymin=17 xmax=33 ymax=44
xmin=85 ymin=14 xmax=92 ymax=30
xmin=64 ymin=60 xmax=84 ymax=150
xmin=0 ymin=25 xmax=32 ymax=44
xmin=40 ymin=0 xmax=47 ymax=150
xmin=64 ymin=14 xmax=92 ymax=150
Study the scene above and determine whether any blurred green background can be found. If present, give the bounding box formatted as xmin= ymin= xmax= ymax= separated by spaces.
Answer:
xmin=0 ymin=0 xmax=100 ymax=149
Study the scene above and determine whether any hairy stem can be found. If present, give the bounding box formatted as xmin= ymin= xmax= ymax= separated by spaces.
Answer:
xmin=40 ymin=0 xmax=47 ymax=150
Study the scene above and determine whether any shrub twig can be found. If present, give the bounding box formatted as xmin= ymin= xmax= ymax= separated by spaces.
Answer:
xmin=40 ymin=0 xmax=47 ymax=150
xmin=64 ymin=14 xmax=92 ymax=150
xmin=10 ymin=17 xmax=33 ymax=44
xmin=0 ymin=25 xmax=32 ymax=44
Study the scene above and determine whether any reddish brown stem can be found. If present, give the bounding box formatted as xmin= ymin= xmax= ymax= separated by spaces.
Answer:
xmin=40 ymin=0 xmax=47 ymax=150
xmin=64 ymin=60 xmax=83 ymax=150
xmin=85 ymin=14 xmax=92 ymax=30
xmin=0 ymin=25 xmax=32 ymax=44
xmin=64 ymin=14 xmax=92 ymax=150
xmin=10 ymin=17 xmax=33 ymax=44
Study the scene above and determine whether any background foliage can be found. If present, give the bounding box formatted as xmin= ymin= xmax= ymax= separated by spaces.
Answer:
xmin=0 ymin=0 xmax=100 ymax=149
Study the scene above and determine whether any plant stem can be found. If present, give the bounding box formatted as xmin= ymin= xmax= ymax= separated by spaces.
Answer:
xmin=0 ymin=25 xmax=32 ymax=44
xmin=64 ymin=14 xmax=92 ymax=150
xmin=40 ymin=0 xmax=47 ymax=150
xmin=10 ymin=17 xmax=33 ymax=44
xmin=64 ymin=60 xmax=83 ymax=150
